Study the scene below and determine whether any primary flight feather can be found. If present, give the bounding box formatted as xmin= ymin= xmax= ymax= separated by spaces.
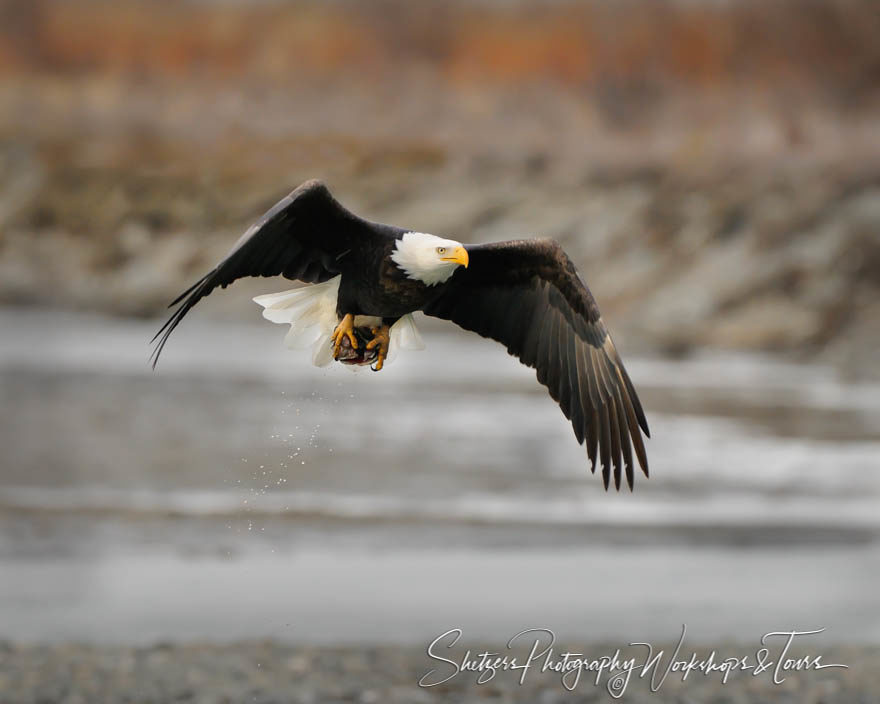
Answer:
xmin=152 ymin=180 xmax=650 ymax=490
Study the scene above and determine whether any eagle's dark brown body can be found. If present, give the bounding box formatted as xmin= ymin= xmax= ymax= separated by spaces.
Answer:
xmin=336 ymin=238 xmax=441 ymax=324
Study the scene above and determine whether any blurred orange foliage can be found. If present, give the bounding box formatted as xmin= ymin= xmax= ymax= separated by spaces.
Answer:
xmin=1 ymin=0 xmax=876 ymax=101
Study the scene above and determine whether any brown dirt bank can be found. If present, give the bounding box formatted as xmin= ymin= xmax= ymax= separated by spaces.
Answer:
xmin=0 ymin=0 xmax=878 ymax=376
xmin=1 ymin=133 xmax=877 ymax=377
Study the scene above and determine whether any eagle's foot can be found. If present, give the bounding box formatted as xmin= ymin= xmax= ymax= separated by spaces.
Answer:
xmin=366 ymin=324 xmax=391 ymax=371
xmin=331 ymin=314 xmax=358 ymax=360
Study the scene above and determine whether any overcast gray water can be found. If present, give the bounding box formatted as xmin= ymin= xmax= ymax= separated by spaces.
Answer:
xmin=1 ymin=308 xmax=879 ymax=645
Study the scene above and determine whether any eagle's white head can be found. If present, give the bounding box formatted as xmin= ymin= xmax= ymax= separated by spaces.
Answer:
xmin=390 ymin=232 xmax=469 ymax=286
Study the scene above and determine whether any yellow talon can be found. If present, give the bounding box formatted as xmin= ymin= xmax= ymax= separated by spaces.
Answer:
xmin=331 ymin=314 xmax=358 ymax=359
xmin=366 ymin=324 xmax=390 ymax=371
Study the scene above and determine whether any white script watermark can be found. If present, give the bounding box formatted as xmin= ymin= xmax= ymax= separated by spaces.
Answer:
xmin=419 ymin=625 xmax=848 ymax=696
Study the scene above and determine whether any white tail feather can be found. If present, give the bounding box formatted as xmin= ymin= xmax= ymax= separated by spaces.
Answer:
xmin=386 ymin=312 xmax=425 ymax=364
xmin=253 ymin=276 xmax=425 ymax=368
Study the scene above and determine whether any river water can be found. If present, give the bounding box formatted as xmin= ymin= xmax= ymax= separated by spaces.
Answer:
xmin=1 ymin=307 xmax=878 ymax=645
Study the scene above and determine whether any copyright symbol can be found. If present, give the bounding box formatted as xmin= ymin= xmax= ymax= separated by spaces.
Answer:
xmin=608 ymin=673 xmax=626 ymax=693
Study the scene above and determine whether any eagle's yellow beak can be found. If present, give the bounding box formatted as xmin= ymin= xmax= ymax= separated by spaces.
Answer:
xmin=442 ymin=246 xmax=469 ymax=268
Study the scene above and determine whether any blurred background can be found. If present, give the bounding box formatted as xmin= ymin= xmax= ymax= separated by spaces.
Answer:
xmin=1 ymin=0 xmax=879 ymax=701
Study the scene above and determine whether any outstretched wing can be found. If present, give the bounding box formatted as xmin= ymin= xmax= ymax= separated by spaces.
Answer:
xmin=423 ymin=239 xmax=650 ymax=490
xmin=151 ymin=180 xmax=383 ymax=367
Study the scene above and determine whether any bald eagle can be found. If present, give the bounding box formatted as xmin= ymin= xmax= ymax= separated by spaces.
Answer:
xmin=152 ymin=180 xmax=649 ymax=489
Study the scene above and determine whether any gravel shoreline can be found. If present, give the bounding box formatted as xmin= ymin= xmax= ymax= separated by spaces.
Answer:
xmin=1 ymin=641 xmax=877 ymax=704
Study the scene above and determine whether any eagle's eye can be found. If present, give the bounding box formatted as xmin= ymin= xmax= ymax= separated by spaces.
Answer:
xmin=436 ymin=247 xmax=446 ymax=254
